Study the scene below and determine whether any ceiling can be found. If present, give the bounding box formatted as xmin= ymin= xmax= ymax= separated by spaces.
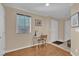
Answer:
xmin=4 ymin=3 xmax=73 ymax=20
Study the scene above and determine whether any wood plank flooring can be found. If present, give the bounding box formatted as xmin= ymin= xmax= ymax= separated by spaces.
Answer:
xmin=5 ymin=44 xmax=71 ymax=56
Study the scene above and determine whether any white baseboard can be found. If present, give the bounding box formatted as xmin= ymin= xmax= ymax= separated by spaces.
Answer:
xmin=6 ymin=43 xmax=43 ymax=53
xmin=47 ymin=42 xmax=70 ymax=53
xmin=6 ymin=42 xmax=71 ymax=55
xmin=6 ymin=45 xmax=32 ymax=53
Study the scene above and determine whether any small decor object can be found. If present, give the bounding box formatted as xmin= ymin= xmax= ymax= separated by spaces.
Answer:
xmin=35 ymin=19 xmax=42 ymax=26
xmin=71 ymin=12 xmax=79 ymax=27
xmin=34 ymin=30 xmax=37 ymax=36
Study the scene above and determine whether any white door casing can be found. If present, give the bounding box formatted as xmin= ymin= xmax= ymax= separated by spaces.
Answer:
xmin=0 ymin=4 xmax=5 ymax=56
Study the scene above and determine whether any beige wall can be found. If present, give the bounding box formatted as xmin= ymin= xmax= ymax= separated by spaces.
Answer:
xmin=71 ymin=3 xmax=79 ymax=56
xmin=4 ymin=6 xmax=52 ymax=52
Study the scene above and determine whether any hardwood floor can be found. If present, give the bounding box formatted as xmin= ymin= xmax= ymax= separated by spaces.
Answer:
xmin=5 ymin=44 xmax=71 ymax=56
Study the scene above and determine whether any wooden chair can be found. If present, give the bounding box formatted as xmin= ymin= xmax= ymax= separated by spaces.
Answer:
xmin=32 ymin=34 xmax=47 ymax=55
xmin=37 ymin=35 xmax=47 ymax=47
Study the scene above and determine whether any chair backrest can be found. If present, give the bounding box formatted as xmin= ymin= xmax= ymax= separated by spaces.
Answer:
xmin=40 ymin=35 xmax=47 ymax=40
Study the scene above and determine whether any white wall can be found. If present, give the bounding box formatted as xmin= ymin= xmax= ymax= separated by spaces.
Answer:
xmin=49 ymin=19 xmax=58 ymax=42
xmin=64 ymin=20 xmax=71 ymax=41
xmin=58 ymin=20 xmax=65 ymax=42
xmin=0 ymin=4 xmax=5 ymax=55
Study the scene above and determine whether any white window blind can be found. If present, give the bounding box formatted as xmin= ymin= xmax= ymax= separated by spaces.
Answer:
xmin=16 ymin=14 xmax=31 ymax=33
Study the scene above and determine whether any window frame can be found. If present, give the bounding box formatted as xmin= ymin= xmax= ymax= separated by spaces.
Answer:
xmin=16 ymin=13 xmax=31 ymax=34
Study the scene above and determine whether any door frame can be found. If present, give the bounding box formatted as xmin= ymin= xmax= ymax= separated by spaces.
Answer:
xmin=0 ymin=4 xmax=5 ymax=56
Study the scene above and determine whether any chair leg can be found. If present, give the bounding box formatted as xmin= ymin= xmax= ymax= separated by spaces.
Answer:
xmin=44 ymin=40 xmax=47 ymax=47
xmin=38 ymin=40 xmax=40 ymax=48
xmin=42 ymin=40 xmax=45 ymax=47
xmin=42 ymin=40 xmax=44 ymax=45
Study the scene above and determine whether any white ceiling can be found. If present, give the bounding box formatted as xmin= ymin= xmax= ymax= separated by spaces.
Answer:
xmin=4 ymin=3 xmax=73 ymax=20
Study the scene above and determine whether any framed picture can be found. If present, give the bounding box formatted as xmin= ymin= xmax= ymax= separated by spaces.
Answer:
xmin=71 ymin=12 xmax=79 ymax=27
xmin=35 ymin=19 xmax=42 ymax=26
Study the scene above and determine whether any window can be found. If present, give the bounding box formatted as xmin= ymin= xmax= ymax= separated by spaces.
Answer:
xmin=16 ymin=14 xmax=31 ymax=33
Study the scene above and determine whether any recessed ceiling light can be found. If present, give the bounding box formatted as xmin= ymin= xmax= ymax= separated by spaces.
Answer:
xmin=45 ymin=3 xmax=50 ymax=6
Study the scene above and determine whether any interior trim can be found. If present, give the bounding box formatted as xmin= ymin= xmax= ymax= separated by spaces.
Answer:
xmin=6 ymin=42 xmax=70 ymax=54
xmin=47 ymin=42 xmax=70 ymax=53
xmin=5 ymin=43 xmax=43 ymax=53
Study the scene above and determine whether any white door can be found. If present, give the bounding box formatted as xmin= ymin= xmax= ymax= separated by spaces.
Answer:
xmin=50 ymin=19 xmax=58 ymax=42
xmin=0 ymin=4 xmax=5 ymax=56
